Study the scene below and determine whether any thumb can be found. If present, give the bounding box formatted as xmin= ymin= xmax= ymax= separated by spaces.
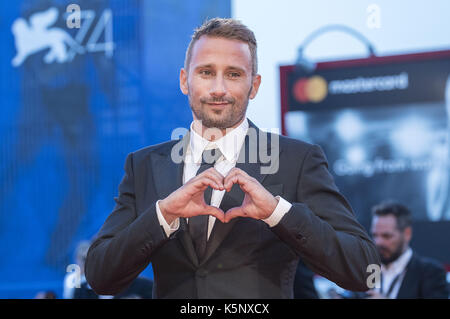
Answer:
xmin=202 ymin=205 xmax=225 ymax=223
xmin=224 ymin=206 xmax=244 ymax=223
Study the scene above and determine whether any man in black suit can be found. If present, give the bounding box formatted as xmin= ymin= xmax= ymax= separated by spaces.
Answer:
xmin=367 ymin=201 xmax=448 ymax=299
xmin=85 ymin=18 xmax=380 ymax=298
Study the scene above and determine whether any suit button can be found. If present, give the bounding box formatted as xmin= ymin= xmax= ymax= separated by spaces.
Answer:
xmin=196 ymin=269 xmax=208 ymax=278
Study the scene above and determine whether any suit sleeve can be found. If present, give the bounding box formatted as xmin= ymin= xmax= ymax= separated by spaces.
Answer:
xmin=85 ymin=152 xmax=169 ymax=295
xmin=420 ymin=259 xmax=449 ymax=298
xmin=271 ymin=144 xmax=381 ymax=291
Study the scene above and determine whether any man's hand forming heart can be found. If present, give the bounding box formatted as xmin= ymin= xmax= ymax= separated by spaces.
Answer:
xmin=222 ymin=167 xmax=278 ymax=223
xmin=159 ymin=167 xmax=278 ymax=224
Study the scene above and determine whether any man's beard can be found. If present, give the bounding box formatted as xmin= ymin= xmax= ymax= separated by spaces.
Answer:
xmin=188 ymin=87 xmax=252 ymax=130
xmin=378 ymin=241 xmax=405 ymax=266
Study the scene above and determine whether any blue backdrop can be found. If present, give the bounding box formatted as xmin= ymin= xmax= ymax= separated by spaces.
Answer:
xmin=0 ymin=0 xmax=230 ymax=298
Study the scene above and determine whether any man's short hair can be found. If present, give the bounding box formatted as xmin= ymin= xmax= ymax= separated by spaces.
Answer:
xmin=371 ymin=200 xmax=412 ymax=231
xmin=184 ymin=17 xmax=258 ymax=75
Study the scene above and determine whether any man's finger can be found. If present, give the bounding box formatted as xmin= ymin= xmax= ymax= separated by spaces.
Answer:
xmin=224 ymin=169 xmax=243 ymax=190
xmin=224 ymin=173 xmax=254 ymax=193
xmin=224 ymin=168 xmax=257 ymax=190
xmin=188 ymin=176 xmax=223 ymax=195
xmin=224 ymin=206 xmax=245 ymax=223
xmin=200 ymin=205 xmax=225 ymax=223
xmin=195 ymin=169 xmax=225 ymax=189
xmin=201 ymin=167 xmax=224 ymax=182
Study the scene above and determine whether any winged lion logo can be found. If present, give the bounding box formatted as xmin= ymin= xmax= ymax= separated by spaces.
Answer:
xmin=11 ymin=7 xmax=84 ymax=67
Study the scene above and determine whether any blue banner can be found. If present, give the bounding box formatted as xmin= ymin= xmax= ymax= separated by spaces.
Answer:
xmin=0 ymin=0 xmax=230 ymax=298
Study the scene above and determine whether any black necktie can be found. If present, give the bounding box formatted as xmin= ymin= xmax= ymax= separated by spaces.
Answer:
xmin=189 ymin=148 xmax=222 ymax=260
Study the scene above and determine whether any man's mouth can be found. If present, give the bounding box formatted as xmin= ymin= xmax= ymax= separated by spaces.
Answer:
xmin=207 ymin=102 xmax=229 ymax=106
xmin=204 ymin=101 xmax=232 ymax=110
xmin=201 ymin=97 xmax=234 ymax=107
xmin=377 ymin=247 xmax=390 ymax=256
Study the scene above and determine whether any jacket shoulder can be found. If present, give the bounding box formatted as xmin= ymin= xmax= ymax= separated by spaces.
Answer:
xmin=130 ymin=139 xmax=180 ymax=160
xmin=411 ymin=253 xmax=447 ymax=273
xmin=278 ymin=133 xmax=315 ymax=150
xmin=248 ymin=120 xmax=315 ymax=152
xmin=276 ymin=133 xmax=327 ymax=161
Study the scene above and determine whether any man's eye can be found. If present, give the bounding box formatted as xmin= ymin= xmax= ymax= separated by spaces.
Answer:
xmin=228 ymin=72 xmax=240 ymax=78
xmin=200 ymin=70 xmax=212 ymax=76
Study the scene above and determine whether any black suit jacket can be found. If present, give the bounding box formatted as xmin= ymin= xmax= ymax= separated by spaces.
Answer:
xmin=396 ymin=253 xmax=449 ymax=299
xmin=85 ymin=121 xmax=380 ymax=298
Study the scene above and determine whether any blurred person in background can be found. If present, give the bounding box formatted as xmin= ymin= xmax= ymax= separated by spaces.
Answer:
xmin=293 ymin=259 xmax=319 ymax=299
xmin=366 ymin=201 xmax=448 ymax=299
xmin=63 ymin=240 xmax=91 ymax=299
xmin=64 ymin=240 xmax=153 ymax=298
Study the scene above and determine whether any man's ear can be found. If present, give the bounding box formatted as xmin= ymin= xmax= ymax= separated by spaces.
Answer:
xmin=249 ymin=74 xmax=261 ymax=100
xmin=404 ymin=226 xmax=412 ymax=243
xmin=180 ymin=68 xmax=189 ymax=95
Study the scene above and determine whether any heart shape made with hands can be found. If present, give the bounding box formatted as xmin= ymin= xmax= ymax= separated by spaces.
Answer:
xmin=159 ymin=168 xmax=279 ymax=225
xmin=204 ymin=167 xmax=278 ymax=223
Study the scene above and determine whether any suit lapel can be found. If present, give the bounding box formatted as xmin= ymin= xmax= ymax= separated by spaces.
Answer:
xmin=151 ymin=132 xmax=201 ymax=266
xmin=178 ymin=217 xmax=200 ymax=266
xmin=396 ymin=254 xmax=417 ymax=299
xmin=152 ymin=133 xmax=189 ymax=200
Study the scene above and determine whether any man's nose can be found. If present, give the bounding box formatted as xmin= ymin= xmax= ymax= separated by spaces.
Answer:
xmin=374 ymin=237 xmax=384 ymax=247
xmin=210 ymin=76 xmax=227 ymax=97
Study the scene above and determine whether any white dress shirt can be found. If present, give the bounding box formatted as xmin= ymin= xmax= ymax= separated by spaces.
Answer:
xmin=379 ymin=247 xmax=413 ymax=299
xmin=156 ymin=118 xmax=292 ymax=238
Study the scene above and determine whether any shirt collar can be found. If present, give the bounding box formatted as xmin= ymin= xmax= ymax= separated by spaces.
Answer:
xmin=189 ymin=118 xmax=249 ymax=164
xmin=382 ymin=247 xmax=413 ymax=274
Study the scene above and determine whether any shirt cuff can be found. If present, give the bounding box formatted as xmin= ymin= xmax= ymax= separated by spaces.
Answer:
xmin=262 ymin=196 xmax=292 ymax=227
xmin=156 ymin=200 xmax=180 ymax=237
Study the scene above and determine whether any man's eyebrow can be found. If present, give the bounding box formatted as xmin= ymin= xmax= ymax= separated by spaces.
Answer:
xmin=193 ymin=64 xmax=247 ymax=73
xmin=226 ymin=66 xmax=246 ymax=73
xmin=194 ymin=64 xmax=215 ymax=70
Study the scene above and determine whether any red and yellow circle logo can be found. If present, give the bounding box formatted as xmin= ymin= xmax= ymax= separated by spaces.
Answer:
xmin=293 ymin=75 xmax=328 ymax=103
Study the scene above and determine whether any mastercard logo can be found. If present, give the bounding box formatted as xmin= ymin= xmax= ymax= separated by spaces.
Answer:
xmin=293 ymin=75 xmax=328 ymax=103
